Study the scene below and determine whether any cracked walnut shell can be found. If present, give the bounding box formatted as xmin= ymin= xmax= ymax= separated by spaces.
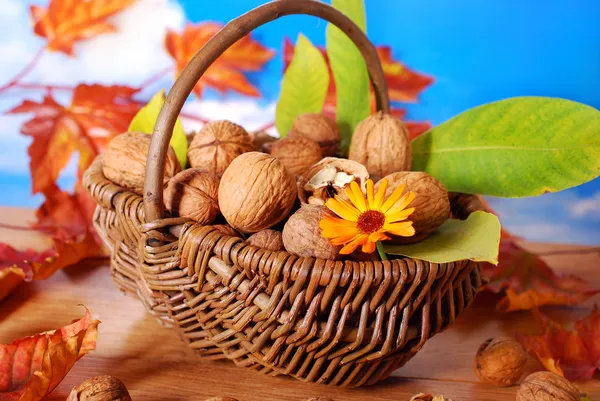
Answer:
xmin=188 ymin=120 xmax=254 ymax=177
xmin=103 ymin=132 xmax=181 ymax=195
xmin=163 ymin=168 xmax=219 ymax=224
xmin=474 ymin=338 xmax=527 ymax=387
xmin=349 ymin=111 xmax=411 ymax=179
xmin=375 ymin=171 xmax=450 ymax=243
xmin=289 ymin=113 xmax=340 ymax=156
xmin=218 ymin=152 xmax=297 ymax=233
xmin=269 ymin=137 xmax=323 ymax=176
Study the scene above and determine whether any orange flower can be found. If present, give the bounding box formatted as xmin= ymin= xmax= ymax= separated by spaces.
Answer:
xmin=319 ymin=179 xmax=416 ymax=255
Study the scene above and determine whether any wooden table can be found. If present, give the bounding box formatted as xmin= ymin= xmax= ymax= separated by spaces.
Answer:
xmin=1 ymin=207 xmax=599 ymax=400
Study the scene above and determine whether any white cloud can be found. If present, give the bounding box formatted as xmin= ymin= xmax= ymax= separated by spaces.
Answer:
xmin=182 ymin=99 xmax=277 ymax=135
xmin=570 ymin=192 xmax=600 ymax=219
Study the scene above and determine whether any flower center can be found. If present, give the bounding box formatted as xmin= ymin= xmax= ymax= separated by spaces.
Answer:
xmin=357 ymin=210 xmax=385 ymax=234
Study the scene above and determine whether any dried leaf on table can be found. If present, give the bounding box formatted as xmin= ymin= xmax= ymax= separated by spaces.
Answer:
xmin=0 ymin=246 xmax=54 ymax=302
xmin=282 ymin=38 xmax=433 ymax=139
xmin=165 ymin=23 xmax=275 ymax=98
xmin=479 ymin=199 xmax=599 ymax=312
xmin=30 ymin=0 xmax=135 ymax=55
xmin=481 ymin=231 xmax=599 ymax=312
xmin=0 ymin=308 xmax=100 ymax=401
xmin=516 ymin=307 xmax=600 ymax=381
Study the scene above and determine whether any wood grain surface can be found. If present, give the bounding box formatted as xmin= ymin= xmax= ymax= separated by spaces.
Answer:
xmin=1 ymin=207 xmax=599 ymax=400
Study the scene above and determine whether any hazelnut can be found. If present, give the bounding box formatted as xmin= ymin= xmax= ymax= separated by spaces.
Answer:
xmin=517 ymin=371 xmax=580 ymax=401
xmin=103 ymin=132 xmax=181 ymax=195
xmin=247 ymin=229 xmax=284 ymax=251
xmin=163 ymin=168 xmax=219 ymax=224
xmin=298 ymin=157 xmax=369 ymax=205
xmin=188 ymin=120 xmax=254 ymax=177
xmin=218 ymin=152 xmax=297 ymax=233
xmin=249 ymin=130 xmax=278 ymax=152
xmin=349 ymin=111 xmax=411 ymax=179
xmin=375 ymin=172 xmax=450 ymax=243
xmin=282 ymin=205 xmax=341 ymax=260
xmin=289 ymin=113 xmax=340 ymax=156
xmin=269 ymin=137 xmax=323 ymax=175
xmin=474 ymin=338 xmax=527 ymax=387
xmin=67 ymin=375 xmax=131 ymax=401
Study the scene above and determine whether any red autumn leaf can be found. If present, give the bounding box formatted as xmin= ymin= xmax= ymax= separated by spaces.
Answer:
xmin=165 ymin=23 xmax=275 ymax=98
xmin=282 ymin=38 xmax=433 ymax=138
xmin=7 ymin=84 xmax=139 ymax=194
xmin=30 ymin=0 xmax=135 ymax=55
xmin=516 ymin=308 xmax=600 ymax=381
xmin=0 ymin=308 xmax=99 ymax=400
xmin=480 ymin=200 xmax=599 ymax=312
xmin=0 ymin=245 xmax=56 ymax=302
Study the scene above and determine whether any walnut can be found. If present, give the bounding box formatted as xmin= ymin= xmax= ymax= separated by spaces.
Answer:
xmin=375 ymin=172 xmax=450 ymax=243
xmin=268 ymin=137 xmax=323 ymax=176
xmin=349 ymin=111 xmax=411 ymax=179
xmin=218 ymin=152 xmax=297 ymax=233
xmin=163 ymin=168 xmax=219 ymax=224
xmin=289 ymin=113 xmax=340 ymax=156
xmin=282 ymin=204 xmax=341 ymax=260
xmin=67 ymin=375 xmax=131 ymax=401
xmin=188 ymin=120 xmax=254 ymax=177
xmin=298 ymin=157 xmax=369 ymax=205
xmin=103 ymin=132 xmax=181 ymax=195
xmin=249 ymin=130 xmax=278 ymax=152
xmin=517 ymin=372 xmax=580 ymax=401
xmin=410 ymin=394 xmax=450 ymax=401
xmin=474 ymin=338 xmax=527 ymax=387
xmin=247 ymin=229 xmax=284 ymax=251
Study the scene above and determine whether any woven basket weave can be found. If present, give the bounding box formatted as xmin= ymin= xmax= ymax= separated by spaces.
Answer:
xmin=83 ymin=0 xmax=485 ymax=387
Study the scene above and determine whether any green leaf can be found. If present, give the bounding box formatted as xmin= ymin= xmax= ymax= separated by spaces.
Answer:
xmin=275 ymin=34 xmax=329 ymax=137
xmin=326 ymin=0 xmax=370 ymax=155
xmin=384 ymin=211 xmax=501 ymax=264
xmin=411 ymin=97 xmax=600 ymax=197
xmin=129 ymin=90 xmax=188 ymax=169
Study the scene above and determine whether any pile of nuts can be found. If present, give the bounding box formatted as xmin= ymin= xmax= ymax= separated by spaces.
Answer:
xmin=102 ymin=112 xmax=451 ymax=260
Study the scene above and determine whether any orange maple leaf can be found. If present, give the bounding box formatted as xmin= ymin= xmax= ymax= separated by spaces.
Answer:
xmin=478 ymin=199 xmax=599 ymax=312
xmin=517 ymin=308 xmax=600 ymax=381
xmin=282 ymin=39 xmax=432 ymax=138
xmin=7 ymin=84 xmax=139 ymax=194
xmin=0 ymin=308 xmax=99 ymax=400
xmin=165 ymin=23 xmax=275 ymax=98
xmin=30 ymin=0 xmax=136 ymax=55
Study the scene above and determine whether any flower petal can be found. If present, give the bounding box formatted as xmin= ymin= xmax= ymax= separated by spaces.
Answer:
xmin=346 ymin=181 xmax=367 ymax=212
xmin=366 ymin=179 xmax=375 ymax=208
xmin=373 ymin=179 xmax=391 ymax=210
xmin=325 ymin=197 xmax=360 ymax=221
xmin=383 ymin=221 xmax=416 ymax=237
xmin=380 ymin=183 xmax=408 ymax=213
xmin=339 ymin=234 xmax=368 ymax=255
xmin=321 ymin=225 xmax=360 ymax=239
xmin=369 ymin=231 xmax=391 ymax=243
xmin=330 ymin=233 xmax=361 ymax=245
xmin=385 ymin=207 xmax=415 ymax=223
xmin=386 ymin=191 xmax=416 ymax=215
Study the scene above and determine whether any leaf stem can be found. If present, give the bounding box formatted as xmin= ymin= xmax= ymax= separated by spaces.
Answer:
xmin=376 ymin=241 xmax=388 ymax=261
xmin=0 ymin=222 xmax=39 ymax=232
xmin=0 ymin=46 xmax=45 ymax=93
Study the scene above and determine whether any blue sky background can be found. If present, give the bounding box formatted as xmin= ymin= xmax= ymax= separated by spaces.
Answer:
xmin=0 ymin=0 xmax=599 ymax=244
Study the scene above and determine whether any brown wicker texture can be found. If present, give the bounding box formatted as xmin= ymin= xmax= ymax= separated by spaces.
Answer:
xmin=83 ymin=0 xmax=484 ymax=387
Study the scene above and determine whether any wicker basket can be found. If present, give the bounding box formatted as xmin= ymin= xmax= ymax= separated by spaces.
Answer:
xmin=83 ymin=0 xmax=485 ymax=387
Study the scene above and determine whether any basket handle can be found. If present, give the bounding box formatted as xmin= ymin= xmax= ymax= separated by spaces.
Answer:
xmin=144 ymin=0 xmax=390 ymax=222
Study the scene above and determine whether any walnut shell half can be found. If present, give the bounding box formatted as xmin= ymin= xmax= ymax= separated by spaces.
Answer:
xmin=188 ymin=120 xmax=254 ymax=177
xmin=298 ymin=157 xmax=369 ymax=205
xmin=163 ymin=168 xmax=219 ymax=224
xmin=349 ymin=111 xmax=411 ymax=180
xmin=376 ymin=171 xmax=449 ymax=243
xmin=218 ymin=152 xmax=297 ymax=233
xmin=103 ymin=132 xmax=181 ymax=195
